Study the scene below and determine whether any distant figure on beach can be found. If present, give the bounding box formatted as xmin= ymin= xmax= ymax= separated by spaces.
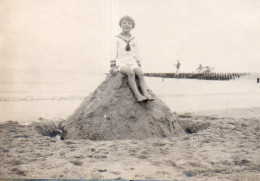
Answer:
xmin=257 ymin=78 xmax=259 ymax=83
xmin=173 ymin=60 xmax=181 ymax=74
xmin=109 ymin=15 xmax=155 ymax=102
xmin=204 ymin=66 xmax=210 ymax=73
xmin=202 ymin=66 xmax=214 ymax=74
xmin=197 ymin=64 xmax=204 ymax=73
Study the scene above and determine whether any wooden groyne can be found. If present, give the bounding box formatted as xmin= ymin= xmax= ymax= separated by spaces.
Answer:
xmin=144 ymin=72 xmax=249 ymax=81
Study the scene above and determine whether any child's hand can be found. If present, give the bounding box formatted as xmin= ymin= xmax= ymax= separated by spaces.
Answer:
xmin=137 ymin=60 xmax=141 ymax=67
xmin=109 ymin=67 xmax=117 ymax=75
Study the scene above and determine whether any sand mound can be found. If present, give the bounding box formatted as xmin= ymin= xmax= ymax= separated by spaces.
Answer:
xmin=63 ymin=72 xmax=183 ymax=140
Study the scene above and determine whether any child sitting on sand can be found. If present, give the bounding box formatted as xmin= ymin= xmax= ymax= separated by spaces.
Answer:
xmin=110 ymin=15 xmax=155 ymax=102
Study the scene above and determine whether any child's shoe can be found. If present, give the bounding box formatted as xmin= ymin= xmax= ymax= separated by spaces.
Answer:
xmin=136 ymin=95 xmax=148 ymax=103
xmin=145 ymin=95 xmax=155 ymax=101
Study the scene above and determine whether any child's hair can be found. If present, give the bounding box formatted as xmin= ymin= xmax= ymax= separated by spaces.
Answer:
xmin=119 ymin=15 xmax=135 ymax=28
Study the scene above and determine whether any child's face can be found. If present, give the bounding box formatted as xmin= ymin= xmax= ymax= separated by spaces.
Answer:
xmin=120 ymin=19 xmax=133 ymax=33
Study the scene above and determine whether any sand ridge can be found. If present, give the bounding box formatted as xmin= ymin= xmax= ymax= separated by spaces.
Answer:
xmin=0 ymin=107 xmax=259 ymax=180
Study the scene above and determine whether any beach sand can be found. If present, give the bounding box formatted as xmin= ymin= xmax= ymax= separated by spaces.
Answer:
xmin=0 ymin=107 xmax=259 ymax=180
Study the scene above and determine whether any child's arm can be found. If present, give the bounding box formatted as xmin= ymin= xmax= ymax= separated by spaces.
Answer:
xmin=109 ymin=37 xmax=118 ymax=74
xmin=110 ymin=36 xmax=118 ymax=66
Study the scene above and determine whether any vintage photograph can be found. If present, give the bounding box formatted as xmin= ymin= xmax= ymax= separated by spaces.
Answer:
xmin=0 ymin=0 xmax=260 ymax=180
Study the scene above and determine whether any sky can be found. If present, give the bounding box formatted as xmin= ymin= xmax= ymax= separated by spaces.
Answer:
xmin=1 ymin=0 xmax=260 ymax=73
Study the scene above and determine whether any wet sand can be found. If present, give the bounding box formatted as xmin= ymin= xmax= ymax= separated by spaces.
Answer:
xmin=0 ymin=107 xmax=259 ymax=180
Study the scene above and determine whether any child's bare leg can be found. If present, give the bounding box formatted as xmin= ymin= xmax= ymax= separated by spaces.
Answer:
xmin=120 ymin=66 xmax=147 ymax=102
xmin=134 ymin=67 xmax=155 ymax=101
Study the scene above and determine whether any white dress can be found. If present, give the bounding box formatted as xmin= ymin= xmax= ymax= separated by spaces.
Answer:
xmin=111 ymin=34 xmax=141 ymax=71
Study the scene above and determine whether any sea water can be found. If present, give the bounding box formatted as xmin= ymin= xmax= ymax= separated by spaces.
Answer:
xmin=0 ymin=69 xmax=259 ymax=122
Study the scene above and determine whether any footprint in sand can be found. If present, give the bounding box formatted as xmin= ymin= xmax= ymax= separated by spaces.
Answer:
xmin=97 ymin=168 xmax=107 ymax=172
xmin=110 ymin=171 xmax=121 ymax=175
xmin=8 ymin=158 xmax=23 ymax=166
xmin=137 ymin=155 xmax=148 ymax=159
xmin=11 ymin=167 xmax=26 ymax=176
xmin=152 ymin=142 xmax=166 ymax=147
xmin=137 ymin=150 xmax=149 ymax=159
xmin=70 ymin=159 xmax=83 ymax=166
